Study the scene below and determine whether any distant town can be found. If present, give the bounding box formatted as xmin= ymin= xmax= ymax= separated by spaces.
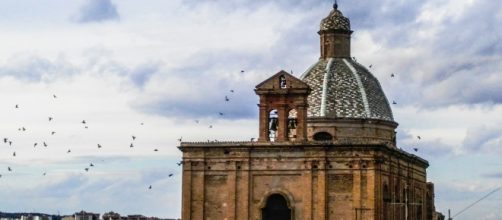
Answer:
xmin=0 ymin=211 xmax=179 ymax=220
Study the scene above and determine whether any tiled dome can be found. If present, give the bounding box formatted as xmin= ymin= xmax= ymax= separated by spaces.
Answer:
xmin=320 ymin=4 xmax=351 ymax=32
xmin=300 ymin=58 xmax=394 ymax=122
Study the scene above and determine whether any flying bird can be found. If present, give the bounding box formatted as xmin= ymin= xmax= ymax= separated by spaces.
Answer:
xmin=209 ymin=125 xmax=213 ymax=128
xmin=230 ymin=90 xmax=234 ymax=93
xmin=417 ymin=136 xmax=421 ymax=140
xmin=67 ymin=149 xmax=71 ymax=153
xmin=82 ymin=120 xmax=86 ymax=124
xmin=177 ymin=137 xmax=182 ymax=142
xmin=43 ymin=172 xmax=46 ymax=176
xmin=132 ymin=135 xmax=136 ymax=141
xmin=90 ymin=163 xmax=94 ymax=167
xmin=43 ymin=142 xmax=48 ymax=147
xmin=51 ymin=131 xmax=56 ymax=135
xmin=369 ymin=64 xmax=373 ymax=68
xmin=53 ymin=94 xmax=57 ymax=98
xmin=413 ymin=148 xmax=418 ymax=152
xmin=3 ymin=138 xmax=7 ymax=143
xmin=130 ymin=143 xmax=134 ymax=148
xmin=225 ymin=96 xmax=230 ymax=102
xmin=98 ymin=144 xmax=102 ymax=148
xmin=219 ymin=112 xmax=224 ymax=116
xmin=8 ymin=167 xmax=12 ymax=172
xmin=49 ymin=117 xmax=53 ymax=121
xmin=84 ymin=168 xmax=89 ymax=172
xmin=240 ymin=70 xmax=245 ymax=73
xmin=195 ymin=120 xmax=199 ymax=124
xmin=176 ymin=161 xmax=182 ymax=166
xmin=168 ymin=173 xmax=174 ymax=177
xmin=148 ymin=185 xmax=152 ymax=189
xmin=391 ymin=73 xmax=395 ymax=78
xmin=154 ymin=149 xmax=158 ymax=152
xmin=34 ymin=143 xmax=38 ymax=147
xmin=15 ymin=104 xmax=19 ymax=108
xmin=392 ymin=101 xmax=397 ymax=105
xmin=8 ymin=141 xmax=12 ymax=146
xmin=13 ymin=152 xmax=16 ymax=157
xmin=140 ymin=122 xmax=144 ymax=125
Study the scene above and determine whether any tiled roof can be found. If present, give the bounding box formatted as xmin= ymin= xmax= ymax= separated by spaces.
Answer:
xmin=300 ymin=58 xmax=394 ymax=122
xmin=320 ymin=7 xmax=351 ymax=32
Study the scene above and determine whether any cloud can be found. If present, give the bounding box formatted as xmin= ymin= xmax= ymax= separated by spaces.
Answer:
xmin=75 ymin=0 xmax=119 ymax=23
xmin=462 ymin=125 xmax=502 ymax=153
xmin=0 ymin=55 xmax=77 ymax=82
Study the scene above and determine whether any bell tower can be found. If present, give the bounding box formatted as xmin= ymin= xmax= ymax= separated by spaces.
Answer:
xmin=255 ymin=70 xmax=310 ymax=142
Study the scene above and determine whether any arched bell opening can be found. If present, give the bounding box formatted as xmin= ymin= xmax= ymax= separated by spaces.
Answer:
xmin=269 ymin=109 xmax=279 ymax=142
xmin=261 ymin=194 xmax=292 ymax=220
xmin=287 ymin=109 xmax=298 ymax=141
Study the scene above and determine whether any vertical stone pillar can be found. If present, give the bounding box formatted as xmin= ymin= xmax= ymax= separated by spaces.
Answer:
xmin=258 ymin=103 xmax=269 ymax=142
xmin=227 ymin=162 xmax=237 ymax=220
xmin=181 ymin=161 xmax=192 ymax=220
xmin=191 ymin=162 xmax=205 ymax=220
xmin=303 ymin=162 xmax=313 ymax=220
xmin=316 ymin=161 xmax=327 ymax=220
xmin=276 ymin=106 xmax=288 ymax=142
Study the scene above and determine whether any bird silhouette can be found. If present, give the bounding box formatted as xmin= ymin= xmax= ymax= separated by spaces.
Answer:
xmin=250 ymin=138 xmax=255 ymax=142
xmin=413 ymin=148 xmax=418 ymax=152
xmin=8 ymin=141 xmax=12 ymax=146
xmin=132 ymin=135 xmax=136 ymax=141
xmin=98 ymin=144 xmax=102 ymax=148
xmin=43 ymin=172 xmax=46 ymax=176
xmin=90 ymin=163 xmax=94 ymax=167
xmin=209 ymin=125 xmax=213 ymax=128
xmin=51 ymin=131 xmax=56 ymax=135
xmin=84 ymin=168 xmax=89 ymax=172
xmin=230 ymin=90 xmax=234 ymax=93
xmin=82 ymin=120 xmax=86 ymax=124
xmin=53 ymin=94 xmax=57 ymax=98
xmin=148 ymin=185 xmax=152 ymax=189
xmin=8 ymin=167 xmax=12 ymax=172
xmin=391 ymin=73 xmax=395 ymax=78
xmin=225 ymin=96 xmax=230 ymax=102
xmin=392 ymin=101 xmax=397 ymax=105
xmin=219 ymin=112 xmax=224 ymax=116
xmin=417 ymin=136 xmax=421 ymax=140
xmin=176 ymin=161 xmax=182 ymax=166
xmin=195 ymin=120 xmax=199 ymax=124
xmin=15 ymin=104 xmax=19 ymax=108
xmin=140 ymin=122 xmax=144 ymax=125
xmin=13 ymin=152 xmax=16 ymax=157
xmin=240 ymin=70 xmax=245 ymax=73
xmin=154 ymin=149 xmax=158 ymax=152
xmin=34 ymin=143 xmax=38 ymax=147
xmin=67 ymin=149 xmax=71 ymax=153
xmin=168 ymin=173 xmax=173 ymax=177
xmin=49 ymin=117 xmax=53 ymax=121
xmin=43 ymin=142 xmax=48 ymax=147
xmin=369 ymin=64 xmax=373 ymax=68
xmin=177 ymin=137 xmax=182 ymax=142
xmin=3 ymin=138 xmax=7 ymax=143
xmin=130 ymin=143 xmax=134 ymax=148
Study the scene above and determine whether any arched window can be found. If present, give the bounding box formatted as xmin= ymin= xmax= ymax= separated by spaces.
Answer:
xmin=287 ymin=109 xmax=298 ymax=141
xmin=262 ymin=194 xmax=291 ymax=220
xmin=313 ymin=132 xmax=332 ymax=141
xmin=269 ymin=109 xmax=279 ymax=141
xmin=279 ymin=75 xmax=287 ymax=89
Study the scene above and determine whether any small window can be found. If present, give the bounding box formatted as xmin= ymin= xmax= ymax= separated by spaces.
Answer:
xmin=279 ymin=75 xmax=287 ymax=89
xmin=313 ymin=132 xmax=332 ymax=141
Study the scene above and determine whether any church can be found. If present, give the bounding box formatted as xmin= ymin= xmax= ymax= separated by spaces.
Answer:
xmin=179 ymin=3 xmax=442 ymax=220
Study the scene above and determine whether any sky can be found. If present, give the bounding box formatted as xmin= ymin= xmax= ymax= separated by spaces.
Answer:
xmin=0 ymin=0 xmax=501 ymax=219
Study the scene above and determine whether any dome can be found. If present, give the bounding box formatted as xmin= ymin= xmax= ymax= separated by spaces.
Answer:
xmin=300 ymin=58 xmax=394 ymax=122
xmin=320 ymin=4 xmax=351 ymax=32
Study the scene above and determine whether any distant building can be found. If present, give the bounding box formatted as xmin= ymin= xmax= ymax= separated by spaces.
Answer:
xmin=72 ymin=211 xmax=98 ymax=220
xmin=102 ymin=212 xmax=120 ymax=220
xmin=179 ymin=3 xmax=443 ymax=220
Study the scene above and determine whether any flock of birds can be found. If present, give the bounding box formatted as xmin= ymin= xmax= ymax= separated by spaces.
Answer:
xmin=0 ymin=94 xmax=181 ymax=189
